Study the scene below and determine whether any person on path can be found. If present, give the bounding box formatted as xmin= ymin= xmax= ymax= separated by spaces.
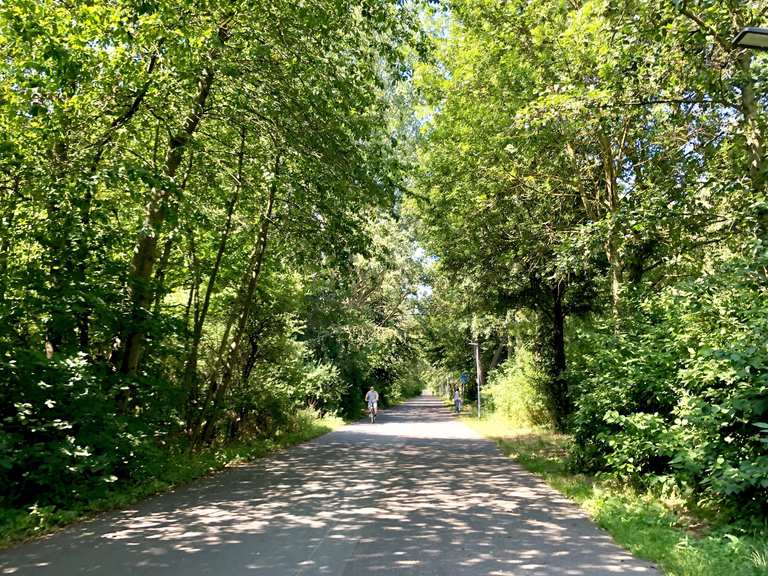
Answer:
xmin=365 ymin=386 xmax=379 ymax=416
xmin=453 ymin=389 xmax=462 ymax=413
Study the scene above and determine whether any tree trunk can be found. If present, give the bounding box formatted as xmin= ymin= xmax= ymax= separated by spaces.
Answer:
xmin=183 ymin=267 xmax=197 ymax=343
xmin=196 ymin=151 xmax=280 ymax=444
xmin=240 ymin=320 xmax=265 ymax=386
xmin=151 ymin=234 xmax=175 ymax=314
xmin=488 ymin=340 xmax=506 ymax=372
xmin=550 ymin=283 xmax=568 ymax=430
xmin=74 ymin=183 xmax=93 ymax=353
xmin=75 ymin=53 xmax=161 ymax=355
xmin=153 ymin=152 xmax=198 ymax=318
xmin=182 ymin=128 xmax=246 ymax=404
xmin=551 ymin=285 xmax=566 ymax=378
xmin=45 ymin=138 xmax=71 ymax=357
xmin=119 ymin=29 xmax=226 ymax=376
xmin=543 ymin=283 xmax=568 ymax=431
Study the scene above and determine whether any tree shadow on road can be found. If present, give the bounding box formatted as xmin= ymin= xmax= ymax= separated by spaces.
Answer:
xmin=0 ymin=398 xmax=659 ymax=575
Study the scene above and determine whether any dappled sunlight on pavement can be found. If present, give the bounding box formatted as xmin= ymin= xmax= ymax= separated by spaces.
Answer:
xmin=0 ymin=395 xmax=659 ymax=575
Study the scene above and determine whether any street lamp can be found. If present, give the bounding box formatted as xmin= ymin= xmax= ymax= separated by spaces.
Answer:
xmin=733 ymin=27 xmax=768 ymax=50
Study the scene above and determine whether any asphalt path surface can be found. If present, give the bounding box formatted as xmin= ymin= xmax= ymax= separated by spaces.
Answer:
xmin=0 ymin=395 xmax=660 ymax=575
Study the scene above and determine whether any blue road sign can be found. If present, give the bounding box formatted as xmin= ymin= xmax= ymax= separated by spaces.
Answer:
xmin=459 ymin=372 xmax=469 ymax=384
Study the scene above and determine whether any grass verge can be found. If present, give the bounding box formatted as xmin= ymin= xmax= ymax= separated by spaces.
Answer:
xmin=0 ymin=411 xmax=344 ymax=549
xmin=465 ymin=413 xmax=768 ymax=576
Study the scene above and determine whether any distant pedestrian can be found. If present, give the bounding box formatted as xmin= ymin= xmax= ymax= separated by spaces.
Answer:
xmin=453 ymin=389 xmax=462 ymax=414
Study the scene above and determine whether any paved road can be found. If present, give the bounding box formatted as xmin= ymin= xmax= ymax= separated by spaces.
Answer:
xmin=0 ymin=395 xmax=660 ymax=575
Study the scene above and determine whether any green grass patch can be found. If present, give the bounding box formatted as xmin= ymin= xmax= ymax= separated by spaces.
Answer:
xmin=465 ymin=414 xmax=768 ymax=576
xmin=0 ymin=411 xmax=344 ymax=549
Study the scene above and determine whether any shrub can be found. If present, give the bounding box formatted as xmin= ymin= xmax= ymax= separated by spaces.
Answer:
xmin=0 ymin=351 xmax=164 ymax=508
xmin=484 ymin=348 xmax=552 ymax=428
xmin=570 ymin=254 xmax=768 ymax=517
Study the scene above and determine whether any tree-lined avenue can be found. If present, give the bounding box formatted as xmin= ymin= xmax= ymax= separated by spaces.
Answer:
xmin=0 ymin=396 xmax=658 ymax=575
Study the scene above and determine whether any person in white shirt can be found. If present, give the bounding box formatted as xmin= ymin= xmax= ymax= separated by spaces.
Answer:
xmin=453 ymin=389 xmax=462 ymax=413
xmin=365 ymin=386 xmax=379 ymax=416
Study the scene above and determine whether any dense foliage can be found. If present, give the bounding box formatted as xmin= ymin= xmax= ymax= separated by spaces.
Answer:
xmin=412 ymin=0 xmax=768 ymax=519
xmin=0 ymin=0 xmax=425 ymax=514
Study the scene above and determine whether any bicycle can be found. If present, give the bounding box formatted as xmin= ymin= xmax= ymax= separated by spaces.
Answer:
xmin=367 ymin=403 xmax=376 ymax=423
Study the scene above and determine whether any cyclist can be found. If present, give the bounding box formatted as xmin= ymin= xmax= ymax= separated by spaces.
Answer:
xmin=365 ymin=386 xmax=379 ymax=419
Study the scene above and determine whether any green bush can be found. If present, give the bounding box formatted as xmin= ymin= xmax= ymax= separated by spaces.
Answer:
xmin=0 ymin=351 xmax=165 ymax=508
xmin=484 ymin=348 xmax=551 ymax=428
xmin=570 ymin=254 xmax=768 ymax=517
xmin=297 ymin=361 xmax=347 ymax=414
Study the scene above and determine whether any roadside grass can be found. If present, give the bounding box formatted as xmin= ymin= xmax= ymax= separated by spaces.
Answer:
xmin=0 ymin=411 xmax=344 ymax=549
xmin=465 ymin=413 xmax=768 ymax=576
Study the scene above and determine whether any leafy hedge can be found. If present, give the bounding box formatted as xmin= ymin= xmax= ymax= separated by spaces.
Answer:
xmin=570 ymin=253 xmax=768 ymax=517
xmin=0 ymin=351 xmax=168 ymax=509
xmin=483 ymin=348 xmax=552 ymax=428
